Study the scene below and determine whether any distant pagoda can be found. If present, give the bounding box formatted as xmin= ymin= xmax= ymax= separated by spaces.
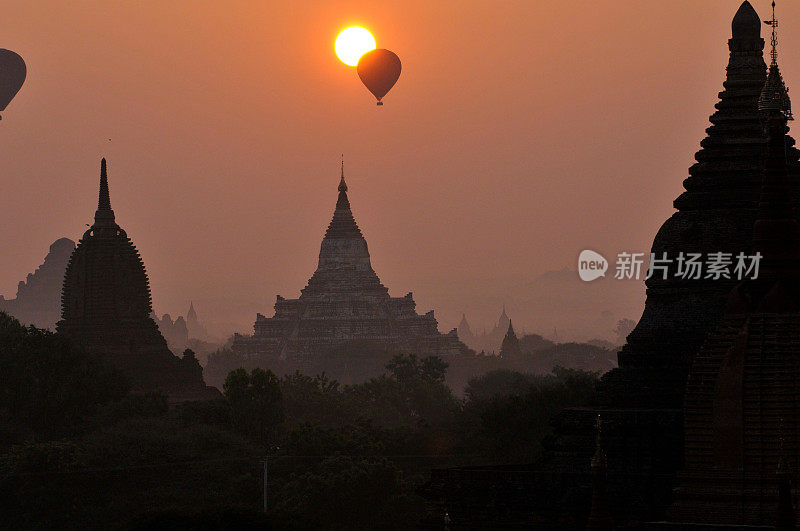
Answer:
xmin=57 ymin=159 xmax=218 ymax=401
xmin=499 ymin=320 xmax=521 ymax=359
xmin=457 ymin=306 xmax=510 ymax=353
xmin=232 ymin=163 xmax=463 ymax=374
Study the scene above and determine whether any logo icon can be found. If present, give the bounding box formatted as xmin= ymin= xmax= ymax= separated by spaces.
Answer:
xmin=578 ymin=250 xmax=608 ymax=282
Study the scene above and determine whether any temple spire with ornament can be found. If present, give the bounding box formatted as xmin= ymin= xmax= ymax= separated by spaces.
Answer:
xmin=752 ymin=0 xmax=800 ymax=285
xmin=758 ymin=1 xmax=792 ymax=120
xmin=670 ymin=9 xmax=800 ymax=520
xmin=234 ymin=161 xmax=464 ymax=370
xmin=94 ymin=158 xmax=116 ymax=228
xmin=58 ymin=158 xmax=217 ymax=401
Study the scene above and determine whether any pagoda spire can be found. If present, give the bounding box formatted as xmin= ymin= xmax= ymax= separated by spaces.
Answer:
xmin=312 ymin=159 xmax=375 ymax=278
xmin=752 ymin=38 xmax=800 ymax=283
xmin=337 ymin=156 xmax=350 ymax=210
xmin=766 ymin=1 xmax=779 ymax=67
xmin=94 ymin=157 xmax=116 ymax=226
xmin=759 ymin=1 xmax=792 ymax=119
xmin=500 ymin=319 xmax=521 ymax=358
xmin=339 ymin=154 xmax=347 ymax=192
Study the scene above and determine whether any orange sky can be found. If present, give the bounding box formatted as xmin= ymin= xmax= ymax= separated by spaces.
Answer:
xmin=1 ymin=1 xmax=798 ymax=339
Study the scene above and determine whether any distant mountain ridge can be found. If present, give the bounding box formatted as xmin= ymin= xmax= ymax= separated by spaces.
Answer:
xmin=0 ymin=238 xmax=74 ymax=330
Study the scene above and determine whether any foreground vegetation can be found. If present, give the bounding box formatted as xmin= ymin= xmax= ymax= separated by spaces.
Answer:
xmin=0 ymin=312 xmax=598 ymax=529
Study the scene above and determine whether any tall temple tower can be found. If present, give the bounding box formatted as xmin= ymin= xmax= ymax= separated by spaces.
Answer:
xmin=667 ymin=4 xmax=800 ymax=524
xmin=58 ymin=159 xmax=218 ymax=401
xmin=542 ymin=0 xmax=800 ymax=523
xmin=611 ymin=0 xmax=800 ymax=405
xmin=424 ymin=3 xmax=800 ymax=528
xmin=232 ymin=164 xmax=464 ymax=377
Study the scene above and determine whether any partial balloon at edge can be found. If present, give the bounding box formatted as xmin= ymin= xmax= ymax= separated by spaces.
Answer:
xmin=356 ymin=49 xmax=401 ymax=106
xmin=0 ymin=49 xmax=27 ymax=118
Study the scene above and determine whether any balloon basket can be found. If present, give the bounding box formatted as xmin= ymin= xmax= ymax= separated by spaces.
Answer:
xmin=376 ymin=101 xmax=383 ymax=106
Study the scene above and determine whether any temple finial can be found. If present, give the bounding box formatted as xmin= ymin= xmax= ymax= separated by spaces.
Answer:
xmin=339 ymin=155 xmax=347 ymax=193
xmin=98 ymin=158 xmax=110 ymax=211
xmin=731 ymin=1 xmax=761 ymax=41
xmin=759 ymin=2 xmax=792 ymax=120
xmin=765 ymin=1 xmax=779 ymax=67
xmin=94 ymin=157 xmax=116 ymax=226
xmin=335 ymin=157 xmax=350 ymax=210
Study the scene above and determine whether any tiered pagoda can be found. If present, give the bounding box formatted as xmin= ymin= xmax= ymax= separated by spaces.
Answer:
xmin=667 ymin=6 xmax=800 ymax=525
xmin=499 ymin=320 xmax=521 ymax=359
xmin=457 ymin=306 xmax=511 ymax=353
xmin=425 ymin=2 xmax=800 ymax=527
xmin=57 ymin=159 xmax=218 ymax=402
xmin=232 ymin=164 xmax=463 ymax=376
xmin=549 ymin=1 xmax=800 ymax=522
xmin=608 ymin=0 xmax=800 ymax=408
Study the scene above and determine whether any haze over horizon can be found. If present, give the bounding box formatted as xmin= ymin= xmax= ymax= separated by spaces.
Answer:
xmin=2 ymin=0 xmax=797 ymax=340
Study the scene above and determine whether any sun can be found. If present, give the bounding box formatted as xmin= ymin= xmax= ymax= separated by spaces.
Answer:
xmin=335 ymin=27 xmax=376 ymax=67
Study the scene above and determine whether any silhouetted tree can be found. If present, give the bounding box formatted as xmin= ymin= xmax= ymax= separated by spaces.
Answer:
xmin=224 ymin=367 xmax=284 ymax=440
xmin=0 ymin=312 xmax=129 ymax=440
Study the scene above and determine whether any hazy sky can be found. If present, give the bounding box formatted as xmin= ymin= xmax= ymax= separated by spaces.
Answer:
xmin=2 ymin=1 xmax=798 ymax=337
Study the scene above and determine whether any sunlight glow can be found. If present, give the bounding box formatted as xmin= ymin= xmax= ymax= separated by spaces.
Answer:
xmin=335 ymin=27 xmax=376 ymax=67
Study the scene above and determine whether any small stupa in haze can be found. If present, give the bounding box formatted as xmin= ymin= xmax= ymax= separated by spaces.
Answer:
xmin=457 ymin=306 xmax=511 ymax=353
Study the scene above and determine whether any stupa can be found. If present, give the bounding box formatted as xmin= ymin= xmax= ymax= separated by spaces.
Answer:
xmin=668 ymin=4 xmax=800 ymax=525
xmin=424 ymin=3 xmax=800 ymax=527
xmin=232 ymin=163 xmax=463 ymax=375
xmin=57 ymin=159 xmax=218 ymax=402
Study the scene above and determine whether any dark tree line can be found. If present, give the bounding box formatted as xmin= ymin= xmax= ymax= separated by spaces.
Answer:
xmin=0 ymin=312 xmax=599 ymax=529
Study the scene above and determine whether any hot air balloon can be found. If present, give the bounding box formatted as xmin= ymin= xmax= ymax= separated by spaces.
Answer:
xmin=0 ymin=49 xmax=26 ymax=119
xmin=356 ymin=49 xmax=401 ymax=106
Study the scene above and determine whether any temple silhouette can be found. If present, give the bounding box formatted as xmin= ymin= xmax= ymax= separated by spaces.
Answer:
xmin=574 ymin=1 xmax=800 ymax=523
xmin=499 ymin=319 xmax=521 ymax=359
xmin=457 ymin=306 xmax=511 ymax=353
xmin=57 ymin=159 xmax=219 ymax=402
xmin=154 ymin=301 xmax=214 ymax=354
xmin=232 ymin=164 xmax=464 ymax=376
xmin=425 ymin=2 xmax=800 ymax=527
xmin=667 ymin=3 xmax=800 ymax=525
